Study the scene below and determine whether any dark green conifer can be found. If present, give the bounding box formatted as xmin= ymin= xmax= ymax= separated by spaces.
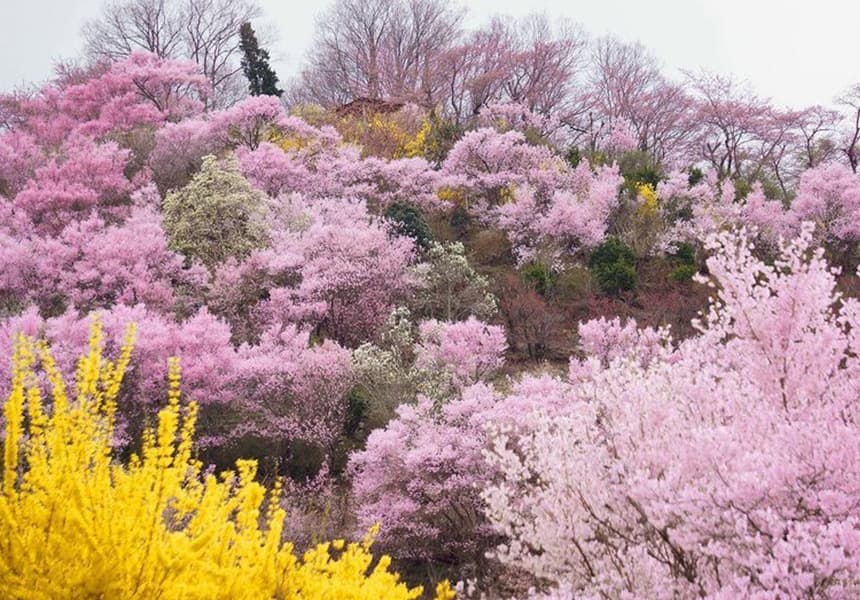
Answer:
xmin=239 ymin=22 xmax=282 ymax=97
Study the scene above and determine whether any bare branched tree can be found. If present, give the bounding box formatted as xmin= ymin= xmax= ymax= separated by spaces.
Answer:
xmin=386 ymin=0 xmax=464 ymax=104
xmin=440 ymin=14 xmax=584 ymax=124
xmin=580 ymin=37 xmax=694 ymax=160
xmin=83 ymin=0 xmax=184 ymax=60
xmin=502 ymin=14 xmax=586 ymax=115
xmin=82 ymin=0 xmax=261 ymax=107
xmin=793 ymin=105 xmax=841 ymax=169
xmin=182 ymin=0 xmax=261 ymax=106
xmin=292 ymin=0 xmax=463 ymax=107
xmin=838 ymin=84 xmax=860 ymax=173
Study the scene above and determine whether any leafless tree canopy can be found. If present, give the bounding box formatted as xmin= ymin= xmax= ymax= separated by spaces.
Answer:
xmin=82 ymin=0 xmax=183 ymax=60
xmin=291 ymin=0 xmax=464 ymax=107
xmin=82 ymin=0 xmax=261 ymax=106
xmin=291 ymin=1 xmax=588 ymax=129
xmin=502 ymin=15 xmax=586 ymax=114
xmin=838 ymin=84 xmax=860 ymax=173
xmin=79 ymin=0 xmax=858 ymax=178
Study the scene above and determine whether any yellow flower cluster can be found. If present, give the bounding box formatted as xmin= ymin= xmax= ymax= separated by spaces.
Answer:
xmin=334 ymin=111 xmax=434 ymax=159
xmin=637 ymin=182 xmax=659 ymax=217
xmin=271 ymin=129 xmax=311 ymax=153
xmin=374 ymin=114 xmax=413 ymax=158
xmin=0 ymin=319 xmax=453 ymax=600
xmin=401 ymin=118 xmax=432 ymax=159
xmin=348 ymin=113 xmax=410 ymax=158
xmin=437 ymin=185 xmax=467 ymax=206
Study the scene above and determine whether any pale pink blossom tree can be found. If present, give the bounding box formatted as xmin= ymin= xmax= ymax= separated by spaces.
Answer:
xmin=441 ymin=127 xmax=567 ymax=209
xmin=484 ymin=224 xmax=860 ymax=598
xmin=414 ymin=317 xmax=507 ymax=391
xmin=496 ymin=161 xmax=622 ymax=264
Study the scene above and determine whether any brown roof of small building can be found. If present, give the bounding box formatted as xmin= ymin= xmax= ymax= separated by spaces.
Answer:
xmin=334 ymin=97 xmax=406 ymax=117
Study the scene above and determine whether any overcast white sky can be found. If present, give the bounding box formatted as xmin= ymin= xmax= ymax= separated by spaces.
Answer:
xmin=1 ymin=0 xmax=858 ymax=108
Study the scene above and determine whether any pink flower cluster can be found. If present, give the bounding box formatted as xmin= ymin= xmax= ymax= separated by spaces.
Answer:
xmin=658 ymin=163 xmax=860 ymax=251
xmin=495 ymin=161 xmax=623 ymax=264
xmin=415 ymin=317 xmax=507 ymax=390
xmin=485 ymin=224 xmax=860 ymax=597
xmin=0 ymin=52 xmax=424 ymax=461
xmin=349 ymin=217 xmax=860 ymax=594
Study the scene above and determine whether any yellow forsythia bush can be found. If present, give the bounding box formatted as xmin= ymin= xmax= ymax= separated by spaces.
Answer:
xmin=401 ymin=118 xmax=431 ymax=159
xmin=637 ymin=182 xmax=659 ymax=216
xmin=0 ymin=320 xmax=455 ymax=600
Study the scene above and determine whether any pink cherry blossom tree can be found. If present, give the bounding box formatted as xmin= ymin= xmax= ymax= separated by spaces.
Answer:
xmin=441 ymin=127 xmax=567 ymax=210
xmin=282 ymin=198 xmax=415 ymax=346
xmin=40 ymin=207 xmax=208 ymax=315
xmin=484 ymin=224 xmax=860 ymax=598
xmin=414 ymin=317 xmax=507 ymax=392
xmin=348 ymin=374 xmax=577 ymax=575
xmin=14 ymin=52 xmax=208 ymax=146
xmin=349 ymin=388 xmax=500 ymax=568
xmin=209 ymin=94 xmax=290 ymax=149
xmin=12 ymin=135 xmax=132 ymax=234
xmin=228 ymin=323 xmax=353 ymax=457
xmin=496 ymin=161 xmax=622 ymax=265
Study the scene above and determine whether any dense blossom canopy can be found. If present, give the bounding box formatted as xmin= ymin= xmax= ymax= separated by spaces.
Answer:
xmin=485 ymin=225 xmax=860 ymax=597
xmin=2 ymin=9 xmax=860 ymax=596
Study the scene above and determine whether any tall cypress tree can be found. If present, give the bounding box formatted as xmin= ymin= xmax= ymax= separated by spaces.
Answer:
xmin=239 ymin=22 xmax=282 ymax=97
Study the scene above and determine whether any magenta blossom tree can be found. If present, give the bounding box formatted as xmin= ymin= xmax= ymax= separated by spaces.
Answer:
xmin=13 ymin=52 xmax=208 ymax=146
xmin=12 ymin=135 xmax=132 ymax=234
xmin=40 ymin=207 xmax=208 ymax=315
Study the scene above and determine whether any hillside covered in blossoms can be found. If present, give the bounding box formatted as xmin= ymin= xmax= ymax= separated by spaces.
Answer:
xmin=2 ymin=0 xmax=860 ymax=597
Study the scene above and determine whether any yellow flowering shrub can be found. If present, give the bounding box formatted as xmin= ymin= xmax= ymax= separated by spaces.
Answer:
xmin=0 ymin=319 xmax=452 ymax=600
xmin=271 ymin=130 xmax=311 ymax=153
xmin=614 ymin=182 xmax=665 ymax=256
xmin=637 ymin=182 xmax=659 ymax=217
xmin=336 ymin=113 xmax=411 ymax=159
xmin=401 ymin=118 xmax=432 ymax=159
xmin=437 ymin=186 xmax=467 ymax=206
